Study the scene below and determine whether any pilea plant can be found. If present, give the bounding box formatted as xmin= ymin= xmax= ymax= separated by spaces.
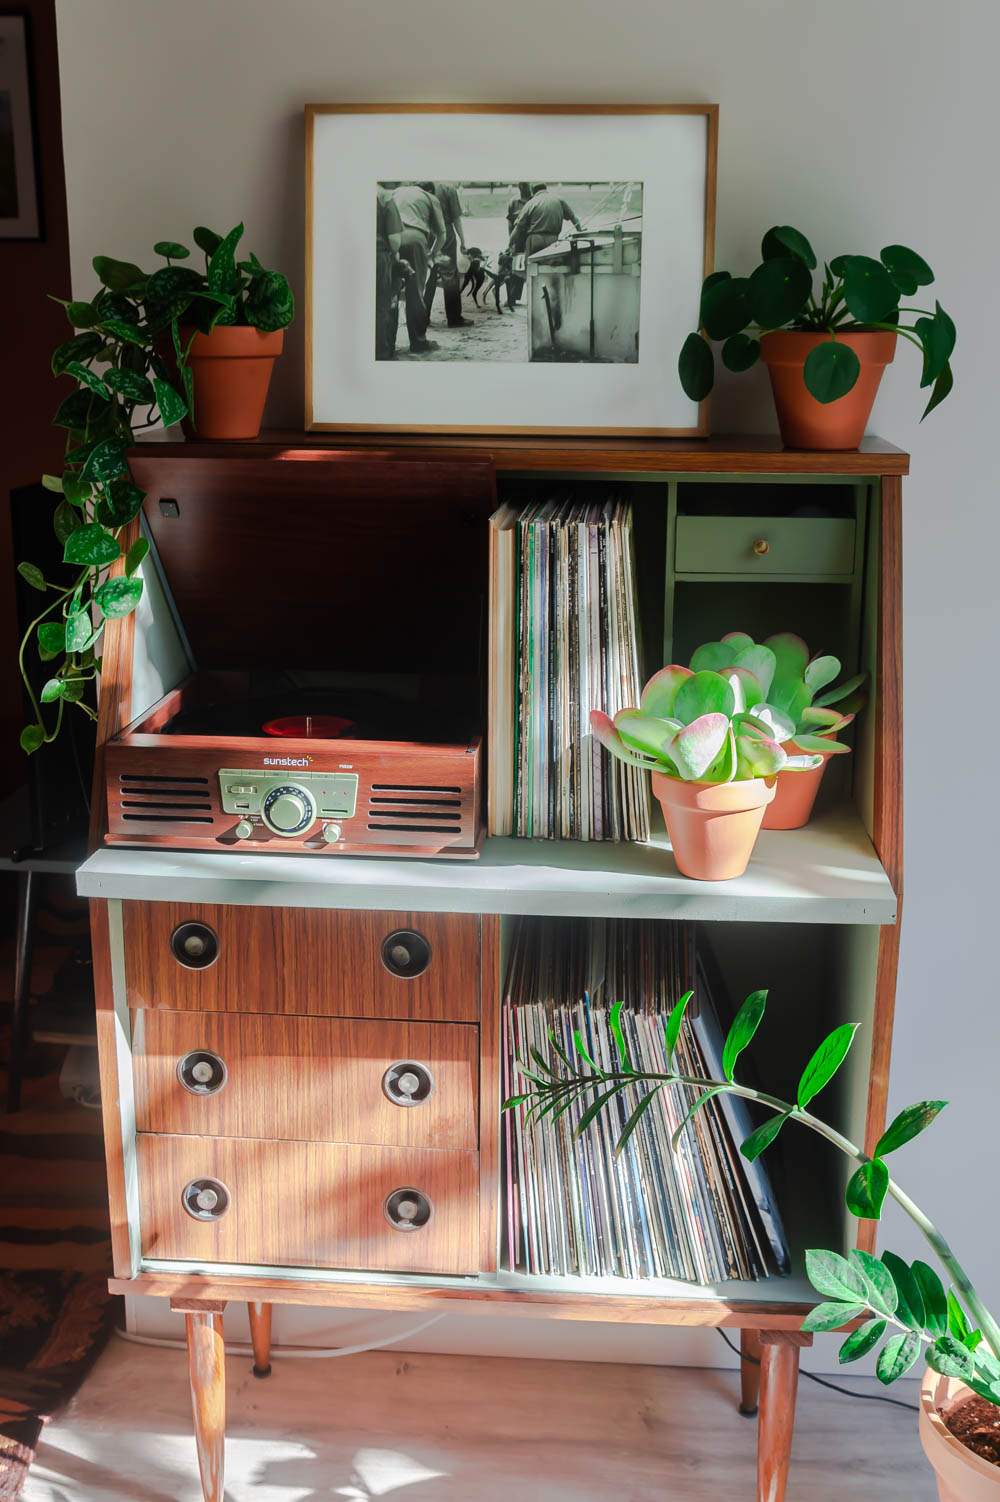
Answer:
xmin=678 ymin=225 xmax=956 ymax=417
xmin=505 ymin=990 xmax=1000 ymax=1405
xmin=688 ymin=631 xmax=867 ymax=756
xmin=590 ymin=655 xmax=824 ymax=784
xmin=18 ymin=225 xmax=294 ymax=754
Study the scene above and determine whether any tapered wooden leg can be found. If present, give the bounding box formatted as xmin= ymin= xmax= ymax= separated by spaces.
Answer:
xmin=739 ymin=1328 xmax=762 ymax=1415
xmin=248 ymin=1300 xmax=273 ymax=1378
xmin=183 ymin=1307 xmax=226 ymax=1502
xmin=757 ymin=1331 xmax=810 ymax=1502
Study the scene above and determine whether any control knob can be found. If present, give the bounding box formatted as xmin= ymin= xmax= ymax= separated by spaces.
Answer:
xmin=261 ymin=784 xmax=316 ymax=837
xmin=234 ymin=819 xmax=254 ymax=840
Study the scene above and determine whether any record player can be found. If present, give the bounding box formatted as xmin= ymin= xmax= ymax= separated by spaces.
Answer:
xmin=102 ymin=447 xmax=496 ymax=860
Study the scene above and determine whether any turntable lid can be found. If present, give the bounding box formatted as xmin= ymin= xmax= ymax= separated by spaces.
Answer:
xmin=132 ymin=449 xmax=497 ymax=672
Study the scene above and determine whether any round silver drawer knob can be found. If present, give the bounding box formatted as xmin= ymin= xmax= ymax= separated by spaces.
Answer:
xmin=170 ymin=921 xmax=219 ymax=970
xmin=398 ymin=1072 xmax=420 ymax=1097
xmin=380 ymin=929 xmax=432 ymax=978
xmin=196 ymin=1187 xmax=219 ymax=1211
xmin=382 ymin=1060 xmax=434 ymax=1107
xmin=182 ymin=1177 xmax=231 ymax=1221
xmin=384 ymin=1186 xmax=433 ymax=1231
xmin=177 ymin=1050 xmax=228 ymax=1096
xmin=396 ymin=1198 xmax=419 ymax=1221
xmin=191 ymin=1061 xmax=214 ymax=1084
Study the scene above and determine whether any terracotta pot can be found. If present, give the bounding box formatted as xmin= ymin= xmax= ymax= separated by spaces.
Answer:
xmin=919 ymin=1370 xmax=1000 ymax=1501
xmin=762 ymin=741 xmax=835 ymax=830
xmin=759 ymin=330 xmax=897 ymax=450
xmin=651 ymin=772 xmax=776 ymax=881
xmin=180 ymin=325 xmax=284 ymax=440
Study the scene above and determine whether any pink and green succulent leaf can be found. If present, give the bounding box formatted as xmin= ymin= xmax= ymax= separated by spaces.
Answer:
xmin=813 ymin=671 xmax=868 ymax=709
xmin=740 ymin=703 xmax=797 ymax=742
xmin=732 ymin=643 xmax=777 ymax=700
xmin=799 ymin=706 xmax=854 ymax=734
xmin=704 ymin=725 xmax=738 ymax=784
xmin=721 ymin=631 xmax=755 ymax=654
xmin=719 ymin=665 xmax=764 ymax=713
xmin=673 ymin=670 xmax=736 ymax=726
xmin=589 ymin=709 xmax=664 ymax=770
xmin=689 ymin=641 xmax=739 ymax=672
xmin=640 ymin=664 xmax=693 ymax=718
xmin=735 ymin=733 xmax=787 ymax=778
xmin=804 ymin=654 xmax=842 ymax=697
xmin=793 ymin=732 xmax=853 ymax=755
xmin=763 ymin=632 xmax=810 ymax=713
xmin=783 ymin=752 xmax=826 ymax=770
xmin=614 ymin=709 xmax=683 ymax=760
xmin=668 ymin=712 xmax=731 ymax=781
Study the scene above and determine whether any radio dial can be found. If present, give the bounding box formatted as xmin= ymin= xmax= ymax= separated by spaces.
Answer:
xmin=262 ymin=784 xmax=316 ymax=836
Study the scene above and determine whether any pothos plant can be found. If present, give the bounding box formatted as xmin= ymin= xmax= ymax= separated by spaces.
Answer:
xmin=505 ymin=991 xmax=1000 ymax=1406
xmin=18 ymin=224 xmax=294 ymax=754
xmin=678 ymin=225 xmax=956 ymax=418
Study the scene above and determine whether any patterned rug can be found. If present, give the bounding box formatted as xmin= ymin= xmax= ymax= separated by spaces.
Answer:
xmin=0 ymin=927 xmax=119 ymax=1500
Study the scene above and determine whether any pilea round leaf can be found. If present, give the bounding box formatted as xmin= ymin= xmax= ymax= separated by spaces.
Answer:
xmin=803 ymin=340 xmax=861 ymax=404
xmin=63 ymin=523 xmax=121 ymax=567
xmin=700 ymin=276 xmax=751 ymax=341
xmin=154 ymin=240 xmax=191 ymax=259
xmin=721 ymin=332 xmax=760 ymax=372
xmin=678 ymin=332 xmax=714 ymax=400
xmin=880 ymin=243 xmax=933 ymax=289
xmin=761 ymin=225 xmax=817 ymax=270
xmin=747 ymin=256 xmax=812 ymax=328
xmin=94 ymin=575 xmax=143 ymax=619
xmin=915 ymin=303 xmax=956 ymax=390
xmin=921 ymin=360 xmax=953 ymax=421
xmin=840 ymin=255 xmax=900 ymax=323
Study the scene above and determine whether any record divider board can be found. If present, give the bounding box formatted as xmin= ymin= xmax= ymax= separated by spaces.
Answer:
xmin=81 ymin=434 xmax=906 ymax=1502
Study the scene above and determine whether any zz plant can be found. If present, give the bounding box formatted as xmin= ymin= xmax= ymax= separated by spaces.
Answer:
xmin=689 ymin=631 xmax=867 ymax=757
xmin=18 ymin=225 xmax=294 ymax=754
xmin=678 ymin=225 xmax=956 ymax=418
xmin=506 ymin=991 xmax=1000 ymax=1404
xmin=590 ymin=651 xmax=824 ymax=784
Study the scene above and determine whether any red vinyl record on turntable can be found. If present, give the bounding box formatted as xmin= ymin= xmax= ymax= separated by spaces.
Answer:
xmin=262 ymin=714 xmax=354 ymax=739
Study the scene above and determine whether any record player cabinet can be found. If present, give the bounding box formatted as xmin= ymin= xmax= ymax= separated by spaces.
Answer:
xmin=77 ymin=432 xmax=905 ymax=1502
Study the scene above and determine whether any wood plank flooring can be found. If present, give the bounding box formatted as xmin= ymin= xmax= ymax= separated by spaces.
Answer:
xmin=23 ymin=1339 xmax=936 ymax=1501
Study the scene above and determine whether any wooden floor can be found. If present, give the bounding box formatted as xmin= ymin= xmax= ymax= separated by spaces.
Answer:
xmin=22 ymin=1339 xmax=935 ymax=1501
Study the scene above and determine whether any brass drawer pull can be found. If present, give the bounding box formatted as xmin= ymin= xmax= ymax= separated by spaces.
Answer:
xmin=182 ymin=1176 xmax=231 ymax=1221
xmin=384 ymin=1186 xmax=433 ymax=1230
xmin=752 ymin=537 xmax=770 ymax=556
xmin=382 ymin=1060 xmax=434 ymax=1106
xmin=177 ymin=1050 xmax=228 ymax=1096
xmin=380 ymin=929 xmax=432 ymax=979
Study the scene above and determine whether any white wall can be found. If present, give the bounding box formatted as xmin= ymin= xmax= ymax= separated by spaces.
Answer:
xmin=56 ymin=0 xmax=999 ymax=1373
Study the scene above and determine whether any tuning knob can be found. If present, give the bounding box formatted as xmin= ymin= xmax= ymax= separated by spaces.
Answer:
xmin=262 ymin=784 xmax=316 ymax=836
xmin=234 ymin=819 xmax=254 ymax=840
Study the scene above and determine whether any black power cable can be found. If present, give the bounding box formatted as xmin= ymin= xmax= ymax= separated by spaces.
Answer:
xmin=716 ymin=1328 xmax=920 ymax=1414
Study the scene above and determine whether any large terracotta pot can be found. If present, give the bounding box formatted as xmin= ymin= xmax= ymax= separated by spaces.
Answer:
xmin=762 ymin=741 xmax=835 ymax=830
xmin=759 ymin=330 xmax=897 ymax=450
xmin=651 ymin=772 xmax=776 ymax=881
xmin=180 ymin=325 xmax=283 ymax=440
xmin=919 ymin=1370 xmax=1000 ymax=1501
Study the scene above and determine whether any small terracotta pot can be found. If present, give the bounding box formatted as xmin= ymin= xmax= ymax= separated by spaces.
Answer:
xmin=180 ymin=325 xmax=284 ymax=440
xmin=651 ymin=772 xmax=776 ymax=881
xmin=759 ymin=330 xmax=897 ymax=450
xmin=762 ymin=741 xmax=835 ymax=830
xmin=919 ymin=1370 xmax=1000 ymax=1501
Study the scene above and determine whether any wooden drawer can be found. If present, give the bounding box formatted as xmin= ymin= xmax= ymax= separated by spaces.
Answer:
xmin=122 ymin=902 xmax=480 ymax=1022
xmin=674 ymin=515 xmax=856 ymax=576
xmin=137 ymin=1133 xmax=479 ymax=1275
xmin=132 ymin=1009 xmax=478 ymax=1150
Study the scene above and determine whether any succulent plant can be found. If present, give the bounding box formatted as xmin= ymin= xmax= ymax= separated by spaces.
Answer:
xmin=590 ymin=656 xmax=825 ymax=785
xmin=688 ymin=632 xmax=867 ymax=758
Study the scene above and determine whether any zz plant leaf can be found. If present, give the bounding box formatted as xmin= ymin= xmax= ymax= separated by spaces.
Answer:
xmin=797 ymin=1023 xmax=859 ymax=1108
xmin=846 ymin=1159 xmax=889 ymax=1219
xmin=723 ymin=989 xmax=767 ymax=1081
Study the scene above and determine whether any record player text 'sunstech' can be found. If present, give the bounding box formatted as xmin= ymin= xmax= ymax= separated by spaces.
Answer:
xmin=103 ymin=683 xmax=484 ymax=861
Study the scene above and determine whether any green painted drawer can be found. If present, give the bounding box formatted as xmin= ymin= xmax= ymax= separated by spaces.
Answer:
xmin=675 ymin=516 xmax=856 ymax=577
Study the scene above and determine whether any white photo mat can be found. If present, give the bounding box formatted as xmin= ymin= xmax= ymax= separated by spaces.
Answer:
xmin=305 ymin=106 xmax=716 ymax=434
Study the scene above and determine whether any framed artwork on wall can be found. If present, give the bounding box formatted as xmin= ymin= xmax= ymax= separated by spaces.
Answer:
xmin=0 ymin=15 xmax=41 ymax=240
xmin=305 ymin=104 xmax=717 ymax=435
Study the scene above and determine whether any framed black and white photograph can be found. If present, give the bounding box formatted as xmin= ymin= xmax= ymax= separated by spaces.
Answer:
xmin=305 ymin=105 xmax=717 ymax=435
xmin=0 ymin=15 xmax=40 ymax=240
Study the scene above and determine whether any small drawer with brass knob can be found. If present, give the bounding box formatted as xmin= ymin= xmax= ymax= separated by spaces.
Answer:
xmin=674 ymin=515 xmax=856 ymax=577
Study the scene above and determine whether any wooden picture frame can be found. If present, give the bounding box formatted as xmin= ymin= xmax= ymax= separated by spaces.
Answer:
xmin=304 ymin=104 xmax=718 ymax=436
xmin=0 ymin=14 xmax=41 ymax=240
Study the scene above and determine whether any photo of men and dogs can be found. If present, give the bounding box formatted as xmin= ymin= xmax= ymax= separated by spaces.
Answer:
xmin=375 ymin=180 xmax=643 ymax=364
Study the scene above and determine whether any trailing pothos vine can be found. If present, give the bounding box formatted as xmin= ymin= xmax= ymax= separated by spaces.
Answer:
xmin=505 ymin=990 xmax=1000 ymax=1405
xmin=18 ymin=223 xmax=294 ymax=754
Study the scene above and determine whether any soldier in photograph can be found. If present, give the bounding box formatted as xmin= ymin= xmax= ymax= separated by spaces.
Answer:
xmin=375 ymin=185 xmax=403 ymax=360
xmin=509 ymin=184 xmax=584 ymax=258
xmin=429 ymin=181 xmax=472 ymax=329
xmin=392 ymin=181 xmax=445 ymax=353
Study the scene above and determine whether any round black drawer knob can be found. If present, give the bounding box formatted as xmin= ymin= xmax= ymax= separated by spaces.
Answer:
xmin=380 ymin=929 xmax=431 ymax=979
xmin=382 ymin=1060 xmax=434 ymax=1106
xmin=177 ymin=1050 xmax=228 ymax=1096
xmin=170 ymin=921 xmax=219 ymax=970
xmin=181 ymin=1177 xmax=231 ymax=1221
xmin=384 ymin=1187 xmax=433 ymax=1230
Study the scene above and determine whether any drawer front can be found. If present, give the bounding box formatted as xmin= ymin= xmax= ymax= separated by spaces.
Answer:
xmin=122 ymin=902 xmax=480 ymax=1022
xmin=132 ymin=1009 xmax=478 ymax=1150
xmin=675 ymin=516 xmax=856 ymax=576
xmin=137 ymin=1133 xmax=479 ymax=1275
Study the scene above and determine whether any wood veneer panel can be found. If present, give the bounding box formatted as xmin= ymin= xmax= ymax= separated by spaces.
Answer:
xmin=478 ymin=913 xmax=501 ymax=1272
xmin=132 ymin=1010 xmax=478 ymax=1150
xmin=121 ymin=902 xmax=480 ymax=1023
xmin=137 ymin=1134 xmax=479 ymax=1275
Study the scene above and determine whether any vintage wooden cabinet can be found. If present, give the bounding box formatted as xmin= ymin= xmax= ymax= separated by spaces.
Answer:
xmin=77 ymin=433 xmax=905 ymax=1502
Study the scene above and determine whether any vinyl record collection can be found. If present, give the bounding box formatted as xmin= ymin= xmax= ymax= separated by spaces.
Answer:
xmin=502 ymin=917 xmax=790 ymax=1284
xmin=488 ymin=495 xmax=649 ymax=840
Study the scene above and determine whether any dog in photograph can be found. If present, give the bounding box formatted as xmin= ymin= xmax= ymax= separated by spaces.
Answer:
xmin=461 ymin=247 xmax=515 ymax=313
